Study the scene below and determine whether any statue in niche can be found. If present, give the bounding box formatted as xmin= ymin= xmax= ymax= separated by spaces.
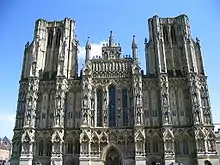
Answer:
xmin=162 ymin=93 xmax=168 ymax=106
xmin=103 ymin=116 xmax=107 ymax=126
xmin=206 ymin=115 xmax=211 ymax=124
xmin=22 ymin=142 xmax=29 ymax=154
xmin=54 ymin=142 xmax=60 ymax=153
xmin=56 ymin=96 xmax=61 ymax=109
xmin=164 ymin=110 xmax=170 ymax=124
xmin=194 ymin=110 xmax=200 ymax=123
xmin=136 ymin=112 xmax=141 ymax=125
xmin=32 ymin=63 xmax=36 ymax=75
xmin=91 ymin=115 xmax=94 ymax=127
xmin=27 ymin=96 xmax=32 ymax=108
xmin=161 ymin=75 xmax=166 ymax=83
xmin=91 ymin=98 xmax=95 ymax=109
xmin=136 ymin=93 xmax=141 ymax=106
xmin=55 ymin=113 xmax=60 ymax=125
xmin=165 ymin=140 xmax=173 ymax=152
xmin=83 ymin=98 xmax=88 ymax=108
xmin=82 ymin=113 xmax=88 ymax=125
xmin=192 ymin=93 xmax=198 ymax=105
xmin=104 ymin=97 xmax=107 ymax=109
xmin=25 ymin=110 xmax=31 ymax=126
xmin=210 ymin=140 xmax=215 ymax=151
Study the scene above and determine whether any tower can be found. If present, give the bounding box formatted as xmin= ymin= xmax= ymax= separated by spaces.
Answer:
xmin=145 ymin=14 xmax=218 ymax=165
xmin=11 ymin=18 xmax=78 ymax=165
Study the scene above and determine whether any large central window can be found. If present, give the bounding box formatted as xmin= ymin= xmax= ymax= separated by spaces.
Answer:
xmin=108 ymin=85 xmax=116 ymax=127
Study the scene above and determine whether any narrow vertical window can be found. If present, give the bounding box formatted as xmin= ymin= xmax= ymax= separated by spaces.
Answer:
xmin=163 ymin=26 xmax=168 ymax=43
xmin=97 ymin=89 xmax=103 ymax=127
xmin=108 ymin=85 xmax=116 ymax=127
xmin=67 ymin=141 xmax=73 ymax=154
xmin=122 ymin=88 xmax=128 ymax=126
xmin=153 ymin=139 xmax=159 ymax=153
xmin=183 ymin=139 xmax=189 ymax=154
xmin=47 ymin=29 xmax=53 ymax=48
xmin=171 ymin=25 xmax=176 ymax=44
xmin=55 ymin=28 xmax=61 ymax=47
xmin=46 ymin=140 xmax=52 ymax=156
xmin=38 ymin=140 xmax=44 ymax=156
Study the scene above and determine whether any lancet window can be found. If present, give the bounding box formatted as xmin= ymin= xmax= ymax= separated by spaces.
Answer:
xmin=97 ymin=89 xmax=103 ymax=127
xmin=108 ymin=85 xmax=116 ymax=127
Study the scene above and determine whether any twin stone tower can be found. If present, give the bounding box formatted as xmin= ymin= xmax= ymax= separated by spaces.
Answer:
xmin=11 ymin=14 xmax=219 ymax=165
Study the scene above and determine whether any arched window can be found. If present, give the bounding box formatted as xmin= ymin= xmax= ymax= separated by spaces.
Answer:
xmin=55 ymin=28 xmax=61 ymax=47
xmin=46 ymin=140 xmax=52 ymax=156
xmin=47 ymin=29 xmax=53 ymax=48
xmin=96 ymin=89 xmax=103 ymax=127
xmin=38 ymin=140 xmax=44 ymax=156
xmin=108 ymin=85 xmax=116 ymax=127
xmin=171 ymin=25 xmax=176 ymax=44
xmin=183 ymin=139 xmax=189 ymax=154
xmin=122 ymin=88 xmax=128 ymax=126
xmin=74 ymin=140 xmax=80 ymax=155
xmin=163 ymin=26 xmax=168 ymax=43
xmin=153 ymin=139 xmax=159 ymax=153
xmin=67 ymin=141 xmax=73 ymax=154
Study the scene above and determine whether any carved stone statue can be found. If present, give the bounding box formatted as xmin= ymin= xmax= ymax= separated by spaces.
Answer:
xmin=192 ymin=93 xmax=198 ymax=105
xmin=25 ymin=110 xmax=31 ymax=126
xmin=163 ymin=93 xmax=168 ymax=106
xmin=82 ymin=113 xmax=88 ymax=125
xmin=91 ymin=98 xmax=95 ymax=109
xmin=136 ymin=94 xmax=141 ymax=106
xmin=22 ymin=142 xmax=29 ymax=154
xmin=194 ymin=110 xmax=200 ymax=123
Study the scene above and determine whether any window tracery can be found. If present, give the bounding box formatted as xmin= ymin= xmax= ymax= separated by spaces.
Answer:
xmin=108 ymin=85 xmax=116 ymax=127
xmin=47 ymin=29 xmax=53 ymax=48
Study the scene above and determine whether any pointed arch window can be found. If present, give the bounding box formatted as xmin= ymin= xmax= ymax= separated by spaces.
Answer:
xmin=46 ymin=140 xmax=52 ymax=156
xmin=74 ymin=140 xmax=80 ymax=155
xmin=47 ymin=29 xmax=53 ymax=48
xmin=183 ymin=138 xmax=189 ymax=154
xmin=67 ymin=141 xmax=73 ymax=154
xmin=96 ymin=89 xmax=103 ymax=127
xmin=55 ymin=28 xmax=61 ymax=47
xmin=163 ymin=26 xmax=168 ymax=43
xmin=108 ymin=85 xmax=116 ymax=127
xmin=153 ymin=139 xmax=159 ymax=153
xmin=122 ymin=88 xmax=128 ymax=126
xmin=38 ymin=140 xmax=44 ymax=156
xmin=171 ymin=25 xmax=176 ymax=44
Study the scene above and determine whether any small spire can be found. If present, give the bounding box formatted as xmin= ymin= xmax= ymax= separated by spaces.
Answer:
xmin=109 ymin=30 xmax=114 ymax=47
xmin=144 ymin=37 xmax=148 ymax=44
xmin=132 ymin=35 xmax=138 ymax=49
xmin=85 ymin=37 xmax=91 ymax=50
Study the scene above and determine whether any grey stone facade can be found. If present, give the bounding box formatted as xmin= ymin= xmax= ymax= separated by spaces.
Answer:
xmin=10 ymin=15 xmax=219 ymax=165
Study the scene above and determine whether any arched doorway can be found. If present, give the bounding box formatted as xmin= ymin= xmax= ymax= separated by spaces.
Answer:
xmin=105 ymin=147 xmax=121 ymax=165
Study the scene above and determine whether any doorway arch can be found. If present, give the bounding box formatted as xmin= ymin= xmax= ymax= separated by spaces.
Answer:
xmin=102 ymin=145 xmax=122 ymax=165
xmin=105 ymin=147 xmax=121 ymax=165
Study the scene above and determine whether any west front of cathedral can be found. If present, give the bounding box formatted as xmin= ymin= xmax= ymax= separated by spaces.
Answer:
xmin=10 ymin=15 xmax=219 ymax=165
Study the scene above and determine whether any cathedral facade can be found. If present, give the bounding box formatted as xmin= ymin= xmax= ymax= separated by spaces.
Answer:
xmin=10 ymin=15 xmax=219 ymax=165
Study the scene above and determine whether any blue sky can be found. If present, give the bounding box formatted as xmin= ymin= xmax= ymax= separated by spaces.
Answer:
xmin=0 ymin=0 xmax=220 ymax=139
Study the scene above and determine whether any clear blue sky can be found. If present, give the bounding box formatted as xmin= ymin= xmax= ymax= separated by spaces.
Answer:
xmin=0 ymin=0 xmax=220 ymax=139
